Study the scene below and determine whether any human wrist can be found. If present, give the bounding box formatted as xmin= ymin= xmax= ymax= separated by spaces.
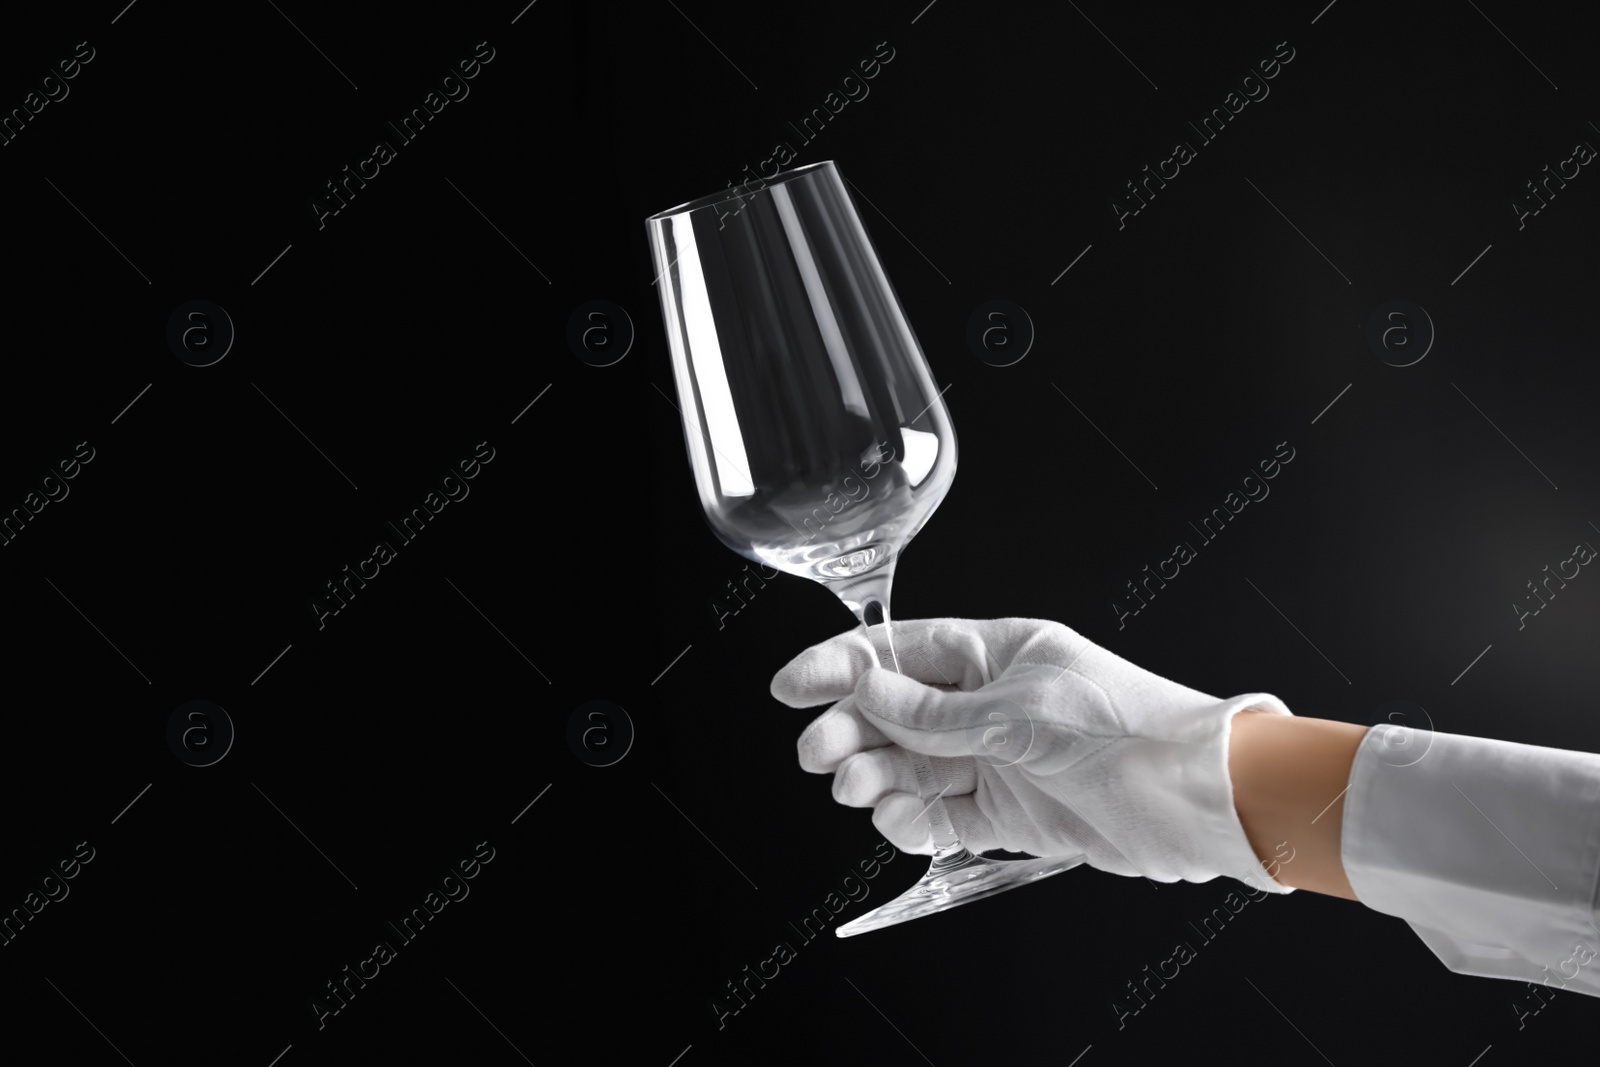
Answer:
xmin=1227 ymin=710 xmax=1368 ymax=899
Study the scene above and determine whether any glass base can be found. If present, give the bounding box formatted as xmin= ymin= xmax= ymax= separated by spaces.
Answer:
xmin=835 ymin=846 xmax=1085 ymax=937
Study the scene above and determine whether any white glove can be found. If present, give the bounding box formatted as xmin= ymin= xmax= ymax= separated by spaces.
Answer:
xmin=770 ymin=617 xmax=1295 ymax=892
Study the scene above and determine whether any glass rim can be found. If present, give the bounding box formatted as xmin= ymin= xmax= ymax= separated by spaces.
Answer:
xmin=645 ymin=160 xmax=836 ymax=222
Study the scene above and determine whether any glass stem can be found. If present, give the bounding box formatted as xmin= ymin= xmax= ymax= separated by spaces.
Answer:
xmin=831 ymin=566 xmax=966 ymax=860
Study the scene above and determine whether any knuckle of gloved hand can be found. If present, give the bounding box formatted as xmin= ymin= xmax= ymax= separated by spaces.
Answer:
xmin=1027 ymin=619 xmax=1082 ymax=662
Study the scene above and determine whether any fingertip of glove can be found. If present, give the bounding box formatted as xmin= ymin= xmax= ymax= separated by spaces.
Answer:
xmin=855 ymin=666 xmax=925 ymax=713
xmin=769 ymin=670 xmax=806 ymax=707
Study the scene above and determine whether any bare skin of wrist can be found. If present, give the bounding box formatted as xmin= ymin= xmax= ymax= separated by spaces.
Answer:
xmin=1227 ymin=711 xmax=1369 ymax=900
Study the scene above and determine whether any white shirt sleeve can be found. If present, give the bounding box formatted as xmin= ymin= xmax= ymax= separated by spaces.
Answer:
xmin=1340 ymin=726 xmax=1600 ymax=996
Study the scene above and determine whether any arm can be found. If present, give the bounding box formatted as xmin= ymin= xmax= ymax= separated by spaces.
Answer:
xmin=1227 ymin=710 xmax=1368 ymax=899
xmin=1231 ymin=708 xmax=1600 ymax=1001
xmin=774 ymin=617 xmax=1600 ymax=998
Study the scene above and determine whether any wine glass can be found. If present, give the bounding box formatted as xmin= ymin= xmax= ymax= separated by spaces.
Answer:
xmin=645 ymin=160 xmax=1084 ymax=936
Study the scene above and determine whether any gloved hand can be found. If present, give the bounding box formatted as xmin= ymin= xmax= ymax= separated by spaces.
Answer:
xmin=770 ymin=617 xmax=1295 ymax=892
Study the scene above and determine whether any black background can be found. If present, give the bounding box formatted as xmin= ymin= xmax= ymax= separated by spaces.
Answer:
xmin=1 ymin=1 xmax=1596 ymax=1064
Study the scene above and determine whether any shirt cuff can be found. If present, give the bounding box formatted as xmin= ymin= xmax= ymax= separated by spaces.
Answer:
xmin=1341 ymin=726 xmax=1600 ymax=994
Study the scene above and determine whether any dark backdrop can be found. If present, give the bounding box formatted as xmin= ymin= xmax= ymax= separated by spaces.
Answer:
xmin=1 ymin=1 xmax=1595 ymax=1064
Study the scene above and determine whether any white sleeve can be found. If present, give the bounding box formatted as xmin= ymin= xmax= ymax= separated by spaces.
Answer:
xmin=1340 ymin=726 xmax=1600 ymax=996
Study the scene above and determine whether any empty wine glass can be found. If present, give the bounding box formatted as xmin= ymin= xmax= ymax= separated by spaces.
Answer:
xmin=646 ymin=160 xmax=1083 ymax=936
